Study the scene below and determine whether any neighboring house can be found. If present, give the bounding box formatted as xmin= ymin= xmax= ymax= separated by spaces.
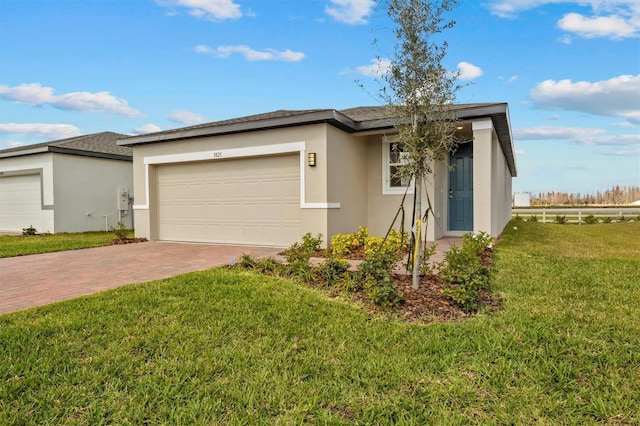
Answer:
xmin=0 ymin=132 xmax=133 ymax=234
xmin=119 ymin=103 xmax=516 ymax=247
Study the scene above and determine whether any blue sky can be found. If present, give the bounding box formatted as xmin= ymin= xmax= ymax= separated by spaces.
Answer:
xmin=0 ymin=0 xmax=638 ymax=195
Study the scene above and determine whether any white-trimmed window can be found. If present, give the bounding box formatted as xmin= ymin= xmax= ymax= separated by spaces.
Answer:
xmin=382 ymin=141 xmax=413 ymax=194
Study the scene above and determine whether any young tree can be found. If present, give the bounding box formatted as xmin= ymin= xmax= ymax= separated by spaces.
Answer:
xmin=381 ymin=0 xmax=461 ymax=288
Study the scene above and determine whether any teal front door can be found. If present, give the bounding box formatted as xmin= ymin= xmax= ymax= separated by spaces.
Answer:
xmin=448 ymin=143 xmax=473 ymax=231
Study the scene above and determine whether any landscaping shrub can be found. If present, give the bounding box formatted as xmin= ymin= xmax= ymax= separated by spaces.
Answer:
xmin=357 ymin=248 xmax=403 ymax=308
xmin=461 ymin=231 xmax=494 ymax=256
xmin=583 ymin=214 xmax=598 ymax=224
xmin=22 ymin=225 xmax=37 ymax=236
xmin=330 ymin=233 xmax=358 ymax=258
xmin=439 ymin=232 xmax=494 ymax=312
xmin=555 ymin=214 xmax=567 ymax=224
xmin=528 ymin=215 xmax=538 ymax=222
xmin=318 ymin=257 xmax=351 ymax=287
xmin=283 ymin=233 xmax=322 ymax=264
xmin=363 ymin=275 xmax=403 ymax=308
xmin=110 ymin=221 xmax=129 ymax=240
xmin=419 ymin=242 xmax=438 ymax=276
xmin=238 ymin=253 xmax=256 ymax=269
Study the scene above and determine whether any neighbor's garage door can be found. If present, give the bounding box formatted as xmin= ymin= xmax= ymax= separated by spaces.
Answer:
xmin=156 ymin=154 xmax=302 ymax=246
xmin=0 ymin=174 xmax=43 ymax=232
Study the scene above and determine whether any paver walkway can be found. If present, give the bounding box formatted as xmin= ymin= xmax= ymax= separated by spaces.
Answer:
xmin=0 ymin=242 xmax=281 ymax=315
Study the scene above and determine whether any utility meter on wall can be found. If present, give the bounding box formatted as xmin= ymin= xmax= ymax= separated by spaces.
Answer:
xmin=118 ymin=187 xmax=129 ymax=211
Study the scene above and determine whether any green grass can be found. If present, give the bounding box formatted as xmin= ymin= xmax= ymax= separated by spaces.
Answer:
xmin=1 ymin=221 xmax=638 ymax=424
xmin=0 ymin=231 xmax=132 ymax=258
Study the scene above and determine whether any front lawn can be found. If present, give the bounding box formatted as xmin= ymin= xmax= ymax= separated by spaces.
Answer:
xmin=0 ymin=230 xmax=135 ymax=258
xmin=0 ymin=221 xmax=638 ymax=424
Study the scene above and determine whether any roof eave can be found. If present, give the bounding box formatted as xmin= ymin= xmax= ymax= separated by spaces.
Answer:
xmin=48 ymin=147 xmax=132 ymax=161
xmin=0 ymin=146 xmax=50 ymax=159
xmin=118 ymin=110 xmax=358 ymax=146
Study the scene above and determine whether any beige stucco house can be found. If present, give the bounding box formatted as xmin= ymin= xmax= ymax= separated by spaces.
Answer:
xmin=0 ymin=132 xmax=133 ymax=234
xmin=119 ymin=103 xmax=516 ymax=247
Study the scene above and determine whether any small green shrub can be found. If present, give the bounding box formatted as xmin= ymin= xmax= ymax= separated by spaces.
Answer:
xmin=286 ymin=259 xmax=316 ymax=283
xmin=335 ymin=274 xmax=362 ymax=292
xmin=301 ymin=232 xmax=323 ymax=253
xmin=283 ymin=233 xmax=322 ymax=264
xmin=22 ymin=225 xmax=37 ymax=236
xmin=419 ymin=243 xmax=437 ymax=276
xmin=583 ymin=214 xmax=598 ymax=224
xmin=238 ymin=253 xmax=256 ymax=269
xmin=330 ymin=233 xmax=358 ymax=258
xmin=555 ymin=214 xmax=567 ymax=224
xmin=514 ymin=214 xmax=523 ymax=221
xmin=354 ymin=226 xmax=369 ymax=246
xmin=602 ymin=216 xmax=613 ymax=223
xmin=528 ymin=215 xmax=538 ymax=222
xmin=363 ymin=229 xmax=407 ymax=258
xmin=357 ymin=249 xmax=403 ymax=307
xmin=110 ymin=221 xmax=129 ymax=240
xmin=255 ymin=257 xmax=282 ymax=274
xmin=363 ymin=275 xmax=403 ymax=308
xmin=439 ymin=237 xmax=492 ymax=312
xmin=618 ymin=215 xmax=628 ymax=223
xmin=462 ymin=231 xmax=494 ymax=256
xmin=318 ymin=258 xmax=351 ymax=287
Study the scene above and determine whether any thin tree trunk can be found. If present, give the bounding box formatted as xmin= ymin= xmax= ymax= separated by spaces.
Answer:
xmin=412 ymin=177 xmax=422 ymax=289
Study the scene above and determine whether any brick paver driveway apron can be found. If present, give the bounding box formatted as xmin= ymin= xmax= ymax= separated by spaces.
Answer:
xmin=0 ymin=242 xmax=281 ymax=315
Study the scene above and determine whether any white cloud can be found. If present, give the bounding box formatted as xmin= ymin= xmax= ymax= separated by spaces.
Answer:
xmin=157 ymin=0 xmax=242 ymax=21
xmin=169 ymin=110 xmax=207 ymax=124
xmin=133 ymin=124 xmax=162 ymax=134
xmin=194 ymin=44 xmax=214 ymax=54
xmin=197 ymin=44 xmax=305 ymax=62
xmin=530 ymin=74 xmax=640 ymax=125
xmin=515 ymin=148 xmax=526 ymax=155
xmin=1 ymin=141 xmax=26 ymax=149
xmin=600 ymin=148 xmax=640 ymax=156
xmin=485 ymin=0 xmax=639 ymax=39
xmin=515 ymin=125 xmax=640 ymax=146
xmin=356 ymin=58 xmax=392 ymax=77
xmin=558 ymin=12 xmax=637 ymax=39
xmin=516 ymin=125 xmax=605 ymax=140
xmin=0 ymin=83 xmax=140 ymax=117
xmin=457 ymin=62 xmax=483 ymax=81
xmin=0 ymin=123 xmax=82 ymax=139
xmin=326 ymin=0 xmax=375 ymax=25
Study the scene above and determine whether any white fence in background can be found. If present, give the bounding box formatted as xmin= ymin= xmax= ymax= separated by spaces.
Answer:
xmin=512 ymin=207 xmax=640 ymax=224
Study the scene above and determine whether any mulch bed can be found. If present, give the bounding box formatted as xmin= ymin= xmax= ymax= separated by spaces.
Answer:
xmin=111 ymin=237 xmax=148 ymax=245
xmin=303 ymin=248 xmax=503 ymax=324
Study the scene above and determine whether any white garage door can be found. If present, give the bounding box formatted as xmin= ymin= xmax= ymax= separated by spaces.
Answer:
xmin=0 ymin=174 xmax=43 ymax=232
xmin=156 ymin=154 xmax=302 ymax=246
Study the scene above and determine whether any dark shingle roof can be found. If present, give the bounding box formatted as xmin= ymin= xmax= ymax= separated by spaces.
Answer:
xmin=118 ymin=103 xmax=515 ymax=176
xmin=0 ymin=132 xmax=132 ymax=160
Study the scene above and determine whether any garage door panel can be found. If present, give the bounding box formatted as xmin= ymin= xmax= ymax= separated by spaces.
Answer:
xmin=156 ymin=154 xmax=302 ymax=246
xmin=0 ymin=174 xmax=45 ymax=232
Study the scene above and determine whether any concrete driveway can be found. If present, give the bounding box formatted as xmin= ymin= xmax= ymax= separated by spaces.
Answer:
xmin=0 ymin=242 xmax=281 ymax=315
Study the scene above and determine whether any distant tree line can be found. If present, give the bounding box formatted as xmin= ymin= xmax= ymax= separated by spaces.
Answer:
xmin=530 ymin=185 xmax=640 ymax=206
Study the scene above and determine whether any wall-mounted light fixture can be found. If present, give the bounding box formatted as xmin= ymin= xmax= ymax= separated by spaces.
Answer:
xmin=307 ymin=152 xmax=317 ymax=167
xmin=456 ymin=125 xmax=464 ymax=130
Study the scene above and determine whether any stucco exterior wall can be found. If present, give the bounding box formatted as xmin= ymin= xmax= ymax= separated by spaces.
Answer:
xmin=492 ymin=135 xmax=513 ymax=235
xmin=365 ymin=135 xmax=413 ymax=237
xmin=325 ymin=126 xmax=368 ymax=239
xmin=0 ymin=153 xmax=55 ymax=232
xmin=472 ymin=118 xmax=513 ymax=237
xmin=52 ymin=154 xmax=133 ymax=232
